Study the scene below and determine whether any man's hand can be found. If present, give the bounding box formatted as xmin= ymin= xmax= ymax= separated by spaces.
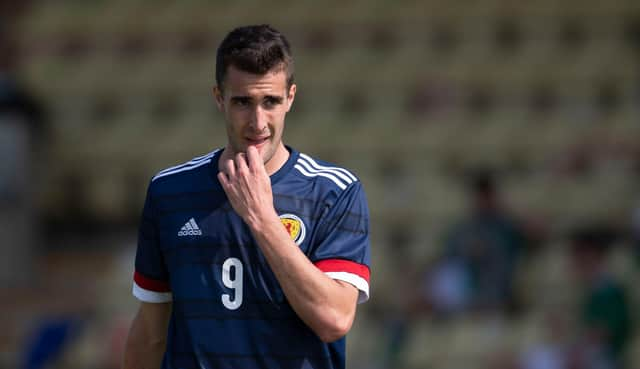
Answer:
xmin=218 ymin=146 xmax=278 ymax=228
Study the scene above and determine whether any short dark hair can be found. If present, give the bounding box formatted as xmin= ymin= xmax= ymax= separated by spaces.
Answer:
xmin=215 ymin=24 xmax=294 ymax=91
xmin=467 ymin=169 xmax=496 ymax=196
xmin=570 ymin=226 xmax=617 ymax=255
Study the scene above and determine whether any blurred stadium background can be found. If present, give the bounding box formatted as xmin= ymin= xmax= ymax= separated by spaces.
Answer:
xmin=2 ymin=0 xmax=640 ymax=368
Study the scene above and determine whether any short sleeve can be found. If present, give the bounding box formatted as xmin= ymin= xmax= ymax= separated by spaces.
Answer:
xmin=132 ymin=183 xmax=172 ymax=303
xmin=310 ymin=182 xmax=371 ymax=303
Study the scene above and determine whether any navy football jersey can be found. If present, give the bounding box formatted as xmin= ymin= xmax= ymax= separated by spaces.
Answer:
xmin=132 ymin=147 xmax=371 ymax=369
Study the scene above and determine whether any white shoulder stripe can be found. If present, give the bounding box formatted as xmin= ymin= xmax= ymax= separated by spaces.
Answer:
xmin=155 ymin=149 xmax=219 ymax=176
xmin=152 ymin=158 xmax=212 ymax=182
xmin=299 ymin=153 xmax=357 ymax=182
xmin=155 ymin=155 xmax=211 ymax=176
xmin=296 ymin=157 xmax=354 ymax=185
xmin=294 ymin=164 xmax=347 ymax=190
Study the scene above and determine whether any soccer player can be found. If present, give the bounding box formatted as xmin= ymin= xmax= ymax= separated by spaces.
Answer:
xmin=122 ymin=24 xmax=371 ymax=369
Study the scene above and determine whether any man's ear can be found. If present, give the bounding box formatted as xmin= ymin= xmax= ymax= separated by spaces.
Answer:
xmin=213 ymin=86 xmax=224 ymax=112
xmin=286 ymin=84 xmax=296 ymax=112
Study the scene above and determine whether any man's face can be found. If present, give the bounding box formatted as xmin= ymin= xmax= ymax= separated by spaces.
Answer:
xmin=214 ymin=65 xmax=296 ymax=172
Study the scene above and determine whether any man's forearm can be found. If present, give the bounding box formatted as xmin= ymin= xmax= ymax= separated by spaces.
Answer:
xmin=122 ymin=304 xmax=169 ymax=369
xmin=248 ymin=211 xmax=359 ymax=342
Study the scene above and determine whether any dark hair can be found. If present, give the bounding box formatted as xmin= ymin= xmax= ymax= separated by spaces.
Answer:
xmin=216 ymin=24 xmax=294 ymax=90
xmin=467 ymin=169 xmax=496 ymax=195
xmin=570 ymin=226 xmax=617 ymax=255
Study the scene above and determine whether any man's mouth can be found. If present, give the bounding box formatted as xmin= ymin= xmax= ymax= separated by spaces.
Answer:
xmin=246 ymin=136 xmax=270 ymax=147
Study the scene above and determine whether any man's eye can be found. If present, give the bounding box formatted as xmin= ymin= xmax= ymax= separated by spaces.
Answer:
xmin=233 ymin=99 xmax=250 ymax=107
xmin=263 ymin=98 xmax=280 ymax=108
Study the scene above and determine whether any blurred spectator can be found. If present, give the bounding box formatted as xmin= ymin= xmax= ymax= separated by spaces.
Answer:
xmin=0 ymin=32 xmax=46 ymax=286
xmin=379 ymin=170 xmax=533 ymax=369
xmin=426 ymin=169 xmax=529 ymax=315
xmin=567 ymin=227 xmax=633 ymax=369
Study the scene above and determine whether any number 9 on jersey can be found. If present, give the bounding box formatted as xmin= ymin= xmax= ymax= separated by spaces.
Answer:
xmin=221 ymin=257 xmax=243 ymax=310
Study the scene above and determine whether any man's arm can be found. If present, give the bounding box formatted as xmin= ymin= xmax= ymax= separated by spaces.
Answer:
xmin=218 ymin=147 xmax=360 ymax=343
xmin=250 ymin=216 xmax=360 ymax=342
xmin=122 ymin=302 xmax=171 ymax=369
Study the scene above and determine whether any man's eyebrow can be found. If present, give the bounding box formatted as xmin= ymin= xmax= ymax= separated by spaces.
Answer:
xmin=264 ymin=95 xmax=284 ymax=102
xmin=230 ymin=96 xmax=252 ymax=102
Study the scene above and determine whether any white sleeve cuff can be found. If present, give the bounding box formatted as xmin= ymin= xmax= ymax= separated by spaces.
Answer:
xmin=325 ymin=271 xmax=370 ymax=303
xmin=133 ymin=282 xmax=173 ymax=303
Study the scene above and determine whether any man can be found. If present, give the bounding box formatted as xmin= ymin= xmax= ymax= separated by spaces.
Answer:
xmin=0 ymin=32 xmax=46 ymax=287
xmin=568 ymin=227 xmax=632 ymax=369
xmin=437 ymin=170 xmax=526 ymax=314
xmin=122 ymin=24 xmax=371 ymax=369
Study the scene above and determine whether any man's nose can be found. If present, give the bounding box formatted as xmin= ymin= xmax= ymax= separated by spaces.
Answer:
xmin=249 ymin=105 xmax=268 ymax=132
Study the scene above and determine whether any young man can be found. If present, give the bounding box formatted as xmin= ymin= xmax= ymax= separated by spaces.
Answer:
xmin=122 ymin=24 xmax=371 ymax=369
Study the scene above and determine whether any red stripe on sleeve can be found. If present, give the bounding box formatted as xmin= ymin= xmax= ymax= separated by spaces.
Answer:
xmin=134 ymin=271 xmax=170 ymax=292
xmin=315 ymin=259 xmax=370 ymax=283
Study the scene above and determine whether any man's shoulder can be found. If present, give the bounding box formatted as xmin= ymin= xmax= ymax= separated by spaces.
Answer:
xmin=290 ymin=151 xmax=360 ymax=192
xmin=147 ymin=149 xmax=220 ymax=193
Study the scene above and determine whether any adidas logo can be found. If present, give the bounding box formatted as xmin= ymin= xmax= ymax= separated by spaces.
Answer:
xmin=178 ymin=218 xmax=202 ymax=236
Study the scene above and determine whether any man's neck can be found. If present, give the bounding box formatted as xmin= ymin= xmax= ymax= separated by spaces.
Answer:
xmin=264 ymin=144 xmax=290 ymax=175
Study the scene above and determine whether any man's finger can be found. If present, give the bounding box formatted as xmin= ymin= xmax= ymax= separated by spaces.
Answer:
xmin=235 ymin=152 xmax=249 ymax=173
xmin=222 ymin=159 xmax=236 ymax=178
xmin=246 ymin=146 xmax=262 ymax=171
xmin=217 ymin=171 xmax=229 ymax=189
